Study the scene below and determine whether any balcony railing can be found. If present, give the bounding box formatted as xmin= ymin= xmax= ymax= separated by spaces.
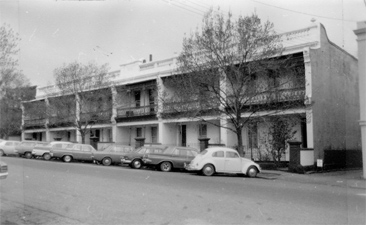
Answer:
xmin=162 ymin=99 xmax=219 ymax=115
xmin=48 ymin=115 xmax=75 ymax=127
xmin=24 ymin=118 xmax=46 ymax=128
xmin=241 ymin=87 xmax=305 ymax=105
xmin=80 ymin=110 xmax=112 ymax=123
xmin=116 ymin=104 xmax=157 ymax=118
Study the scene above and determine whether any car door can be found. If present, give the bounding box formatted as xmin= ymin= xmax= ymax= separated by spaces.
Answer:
xmin=4 ymin=142 xmax=14 ymax=154
xmin=171 ymin=148 xmax=188 ymax=168
xmin=211 ymin=150 xmax=225 ymax=172
xmin=80 ymin=145 xmax=94 ymax=161
xmin=224 ymin=151 xmax=242 ymax=173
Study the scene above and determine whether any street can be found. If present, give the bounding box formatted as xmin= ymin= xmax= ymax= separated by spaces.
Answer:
xmin=0 ymin=157 xmax=365 ymax=225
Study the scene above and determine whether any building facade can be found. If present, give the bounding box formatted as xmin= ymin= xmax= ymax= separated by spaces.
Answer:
xmin=22 ymin=23 xmax=361 ymax=163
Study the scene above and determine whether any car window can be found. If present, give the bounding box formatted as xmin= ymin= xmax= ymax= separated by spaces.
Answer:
xmin=14 ymin=142 xmax=20 ymax=146
xmin=5 ymin=142 xmax=13 ymax=146
xmin=212 ymin=151 xmax=224 ymax=157
xmin=73 ymin=145 xmax=82 ymax=151
xmin=53 ymin=144 xmax=63 ymax=148
xmin=82 ymin=145 xmax=92 ymax=152
xmin=226 ymin=151 xmax=239 ymax=158
xmin=172 ymin=149 xmax=187 ymax=156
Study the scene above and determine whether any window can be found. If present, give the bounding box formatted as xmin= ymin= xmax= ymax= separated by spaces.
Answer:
xmin=248 ymin=122 xmax=258 ymax=149
xmin=187 ymin=150 xmax=198 ymax=157
xmin=136 ymin=127 xmax=142 ymax=137
xmin=53 ymin=144 xmax=63 ymax=148
xmin=198 ymin=124 xmax=207 ymax=137
xmin=226 ymin=152 xmax=239 ymax=158
xmin=134 ymin=91 xmax=141 ymax=107
xmin=5 ymin=142 xmax=13 ymax=146
xmin=212 ymin=151 xmax=224 ymax=157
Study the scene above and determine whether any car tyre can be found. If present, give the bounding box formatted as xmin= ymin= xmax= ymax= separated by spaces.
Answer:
xmin=131 ymin=159 xmax=142 ymax=169
xmin=63 ymin=155 xmax=72 ymax=163
xmin=247 ymin=166 xmax=258 ymax=178
xmin=24 ymin=152 xmax=32 ymax=159
xmin=0 ymin=150 xmax=4 ymax=157
xmin=43 ymin=153 xmax=51 ymax=161
xmin=102 ymin=157 xmax=112 ymax=166
xmin=202 ymin=164 xmax=215 ymax=176
xmin=160 ymin=162 xmax=172 ymax=172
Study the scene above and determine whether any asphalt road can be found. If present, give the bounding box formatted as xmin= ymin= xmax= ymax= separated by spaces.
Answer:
xmin=0 ymin=157 xmax=365 ymax=225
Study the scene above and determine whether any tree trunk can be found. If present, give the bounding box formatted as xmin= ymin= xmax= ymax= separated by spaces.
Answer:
xmin=236 ymin=127 xmax=244 ymax=157
xmin=81 ymin=135 xmax=85 ymax=144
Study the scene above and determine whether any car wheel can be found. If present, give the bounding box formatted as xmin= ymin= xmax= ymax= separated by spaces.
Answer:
xmin=43 ymin=153 xmax=51 ymax=161
xmin=202 ymin=164 xmax=215 ymax=176
xmin=24 ymin=152 xmax=32 ymax=159
xmin=160 ymin=162 xmax=172 ymax=172
xmin=247 ymin=166 xmax=258 ymax=178
xmin=102 ymin=157 xmax=112 ymax=166
xmin=0 ymin=150 xmax=4 ymax=157
xmin=131 ymin=159 xmax=142 ymax=169
xmin=63 ymin=155 xmax=72 ymax=163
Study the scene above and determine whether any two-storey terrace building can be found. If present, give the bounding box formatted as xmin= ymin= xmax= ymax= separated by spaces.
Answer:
xmin=22 ymin=22 xmax=360 ymax=163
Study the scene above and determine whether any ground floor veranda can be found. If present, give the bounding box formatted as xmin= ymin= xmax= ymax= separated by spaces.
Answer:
xmin=22 ymin=110 xmax=311 ymax=161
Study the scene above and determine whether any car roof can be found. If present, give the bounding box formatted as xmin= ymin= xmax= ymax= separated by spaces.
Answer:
xmin=205 ymin=147 xmax=238 ymax=152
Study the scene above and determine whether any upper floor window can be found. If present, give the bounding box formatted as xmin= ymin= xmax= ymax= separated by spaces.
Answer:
xmin=134 ymin=91 xmax=141 ymax=107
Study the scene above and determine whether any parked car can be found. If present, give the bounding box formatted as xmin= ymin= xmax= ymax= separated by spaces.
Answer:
xmin=185 ymin=147 xmax=261 ymax=177
xmin=0 ymin=140 xmax=21 ymax=156
xmin=142 ymin=146 xmax=199 ymax=172
xmin=50 ymin=143 xmax=97 ymax=163
xmin=32 ymin=141 xmax=71 ymax=160
xmin=0 ymin=161 xmax=8 ymax=179
xmin=93 ymin=144 xmax=135 ymax=166
xmin=15 ymin=141 xmax=43 ymax=159
xmin=121 ymin=145 xmax=168 ymax=169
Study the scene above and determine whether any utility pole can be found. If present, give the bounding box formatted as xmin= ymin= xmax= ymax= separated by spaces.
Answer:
xmin=354 ymin=21 xmax=366 ymax=179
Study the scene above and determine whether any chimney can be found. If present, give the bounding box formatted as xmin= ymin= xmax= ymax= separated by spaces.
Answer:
xmin=149 ymin=54 xmax=153 ymax=62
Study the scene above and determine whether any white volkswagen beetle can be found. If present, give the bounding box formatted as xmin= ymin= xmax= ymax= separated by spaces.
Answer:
xmin=185 ymin=147 xmax=261 ymax=177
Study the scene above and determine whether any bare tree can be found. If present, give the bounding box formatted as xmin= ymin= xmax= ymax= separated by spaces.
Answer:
xmin=0 ymin=24 xmax=33 ymax=138
xmin=162 ymin=9 xmax=305 ymax=156
xmin=49 ymin=61 xmax=111 ymax=143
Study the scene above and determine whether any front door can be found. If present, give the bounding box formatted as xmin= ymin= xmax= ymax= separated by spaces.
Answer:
xmin=180 ymin=125 xmax=186 ymax=147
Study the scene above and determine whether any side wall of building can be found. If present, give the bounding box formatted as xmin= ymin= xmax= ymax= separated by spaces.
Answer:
xmin=310 ymin=25 xmax=361 ymax=159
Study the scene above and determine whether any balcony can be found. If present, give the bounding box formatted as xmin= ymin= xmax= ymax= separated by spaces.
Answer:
xmin=24 ymin=118 xmax=46 ymax=129
xmin=48 ymin=115 xmax=75 ymax=128
xmin=116 ymin=104 xmax=158 ymax=122
xmin=80 ymin=109 xmax=112 ymax=124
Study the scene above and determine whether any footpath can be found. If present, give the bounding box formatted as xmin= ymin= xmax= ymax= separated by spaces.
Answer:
xmin=258 ymin=169 xmax=366 ymax=190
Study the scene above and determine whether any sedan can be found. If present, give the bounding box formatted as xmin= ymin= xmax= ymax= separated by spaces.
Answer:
xmin=15 ymin=141 xmax=43 ymax=159
xmin=0 ymin=161 xmax=8 ymax=179
xmin=32 ymin=141 xmax=71 ymax=160
xmin=185 ymin=147 xmax=261 ymax=177
xmin=0 ymin=140 xmax=21 ymax=156
xmin=93 ymin=144 xmax=134 ymax=166
xmin=142 ymin=146 xmax=199 ymax=172
xmin=50 ymin=143 xmax=97 ymax=163
xmin=121 ymin=145 xmax=168 ymax=169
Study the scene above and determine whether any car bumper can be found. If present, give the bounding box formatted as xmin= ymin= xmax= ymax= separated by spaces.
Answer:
xmin=0 ymin=172 xmax=8 ymax=179
xmin=121 ymin=159 xmax=132 ymax=164
xmin=184 ymin=163 xmax=200 ymax=171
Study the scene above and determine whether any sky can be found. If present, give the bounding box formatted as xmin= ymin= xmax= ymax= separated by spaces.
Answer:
xmin=1 ymin=0 xmax=365 ymax=88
